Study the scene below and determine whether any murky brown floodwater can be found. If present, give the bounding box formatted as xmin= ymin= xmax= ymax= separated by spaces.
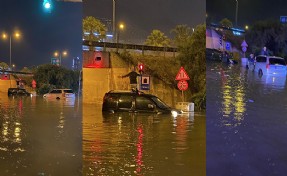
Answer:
xmin=83 ymin=104 xmax=206 ymax=176
xmin=0 ymin=94 xmax=82 ymax=176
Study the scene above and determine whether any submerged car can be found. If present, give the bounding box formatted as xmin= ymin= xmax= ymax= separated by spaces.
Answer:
xmin=102 ymin=90 xmax=182 ymax=116
xmin=8 ymin=88 xmax=32 ymax=97
xmin=43 ymin=89 xmax=75 ymax=99
xmin=255 ymin=55 xmax=287 ymax=76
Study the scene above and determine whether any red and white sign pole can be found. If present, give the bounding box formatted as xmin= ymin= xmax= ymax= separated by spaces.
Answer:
xmin=175 ymin=67 xmax=190 ymax=102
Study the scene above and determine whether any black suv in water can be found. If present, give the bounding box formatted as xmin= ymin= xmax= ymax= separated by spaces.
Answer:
xmin=102 ymin=90 xmax=182 ymax=115
xmin=8 ymin=88 xmax=31 ymax=96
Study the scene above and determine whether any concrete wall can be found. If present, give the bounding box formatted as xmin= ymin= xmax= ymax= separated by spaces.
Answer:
xmin=82 ymin=51 xmax=182 ymax=107
xmin=0 ymin=77 xmax=17 ymax=93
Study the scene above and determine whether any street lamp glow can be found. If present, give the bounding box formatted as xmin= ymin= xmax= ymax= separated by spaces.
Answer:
xmin=245 ymin=25 xmax=249 ymax=30
xmin=119 ymin=23 xmax=125 ymax=30
xmin=2 ymin=33 xmax=7 ymax=39
xmin=62 ymin=51 xmax=67 ymax=56
xmin=53 ymin=50 xmax=68 ymax=66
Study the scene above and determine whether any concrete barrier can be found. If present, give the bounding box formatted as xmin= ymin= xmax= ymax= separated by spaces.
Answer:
xmin=175 ymin=102 xmax=194 ymax=112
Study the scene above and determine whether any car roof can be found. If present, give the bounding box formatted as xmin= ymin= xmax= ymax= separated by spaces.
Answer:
xmin=52 ymin=89 xmax=72 ymax=90
xmin=106 ymin=90 xmax=156 ymax=97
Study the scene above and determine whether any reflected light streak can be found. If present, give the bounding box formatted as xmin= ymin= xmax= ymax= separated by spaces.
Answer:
xmin=221 ymin=75 xmax=247 ymax=127
xmin=136 ymin=125 xmax=144 ymax=174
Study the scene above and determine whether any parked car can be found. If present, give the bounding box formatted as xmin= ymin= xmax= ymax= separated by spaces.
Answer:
xmin=43 ymin=89 xmax=75 ymax=99
xmin=206 ymin=48 xmax=222 ymax=62
xmin=8 ymin=88 xmax=32 ymax=97
xmin=255 ymin=55 xmax=287 ymax=76
xmin=102 ymin=90 xmax=182 ymax=116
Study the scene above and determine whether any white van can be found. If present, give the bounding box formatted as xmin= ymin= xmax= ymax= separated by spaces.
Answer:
xmin=255 ymin=55 xmax=287 ymax=76
xmin=43 ymin=89 xmax=75 ymax=99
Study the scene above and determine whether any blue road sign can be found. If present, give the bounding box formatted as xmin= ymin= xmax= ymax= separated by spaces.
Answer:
xmin=280 ymin=16 xmax=287 ymax=23
xmin=140 ymin=75 xmax=150 ymax=90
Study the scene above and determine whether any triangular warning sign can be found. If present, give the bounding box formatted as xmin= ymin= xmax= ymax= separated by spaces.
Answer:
xmin=175 ymin=67 xmax=190 ymax=80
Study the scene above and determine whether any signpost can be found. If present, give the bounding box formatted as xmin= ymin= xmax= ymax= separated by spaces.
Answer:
xmin=175 ymin=67 xmax=190 ymax=101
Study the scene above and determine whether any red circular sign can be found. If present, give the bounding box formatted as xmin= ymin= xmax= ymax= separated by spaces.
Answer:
xmin=177 ymin=80 xmax=188 ymax=91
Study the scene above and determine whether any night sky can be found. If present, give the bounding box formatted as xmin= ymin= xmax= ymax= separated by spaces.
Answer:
xmin=207 ymin=0 xmax=287 ymax=27
xmin=83 ymin=0 xmax=206 ymax=44
xmin=0 ymin=0 xmax=82 ymax=70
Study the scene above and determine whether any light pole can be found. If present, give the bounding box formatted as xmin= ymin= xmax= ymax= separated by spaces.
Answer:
xmin=113 ymin=0 xmax=116 ymax=42
xmin=54 ymin=51 xmax=67 ymax=66
xmin=2 ymin=31 xmax=21 ymax=71
xmin=235 ymin=0 xmax=238 ymax=27
xmin=2 ymin=31 xmax=21 ymax=88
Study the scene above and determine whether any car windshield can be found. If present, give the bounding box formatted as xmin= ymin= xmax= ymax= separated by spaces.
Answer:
xmin=64 ymin=89 xmax=74 ymax=93
xmin=50 ymin=90 xmax=62 ymax=93
xmin=269 ymin=58 xmax=286 ymax=65
xmin=151 ymin=97 xmax=170 ymax=109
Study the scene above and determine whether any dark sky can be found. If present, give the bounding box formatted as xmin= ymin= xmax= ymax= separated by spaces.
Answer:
xmin=83 ymin=0 xmax=206 ymax=44
xmin=207 ymin=0 xmax=287 ymax=27
xmin=0 ymin=0 xmax=82 ymax=70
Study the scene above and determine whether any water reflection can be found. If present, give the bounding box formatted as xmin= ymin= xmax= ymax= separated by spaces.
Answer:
xmin=83 ymin=104 xmax=205 ymax=176
xmin=207 ymin=62 xmax=287 ymax=175
xmin=0 ymin=96 xmax=81 ymax=175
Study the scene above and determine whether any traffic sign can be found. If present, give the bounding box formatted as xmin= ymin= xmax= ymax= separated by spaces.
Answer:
xmin=177 ymin=80 xmax=188 ymax=91
xmin=140 ymin=75 xmax=150 ymax=90
xmin=175 ymin=67 xmax=190 ymax=80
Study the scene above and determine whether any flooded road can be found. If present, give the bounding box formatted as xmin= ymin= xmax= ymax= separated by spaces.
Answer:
xmin=0 ymin=94 xmax=82 ymax=176
xmin=207 ymin=61 xmax=287 ymax=176
xmin=83 ymin=104 xmax=206 ymax=176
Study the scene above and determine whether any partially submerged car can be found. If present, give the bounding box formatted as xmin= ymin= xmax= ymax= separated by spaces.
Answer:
xmin=102 ymin=90 xmax=182 ymax=116
xmin=8 ymin=88 xmax=32 ymax=97
xmin=43 ymin=89 xmax=75 ymax=99
xmin=255 ymin=55 xmax=287 ymax=76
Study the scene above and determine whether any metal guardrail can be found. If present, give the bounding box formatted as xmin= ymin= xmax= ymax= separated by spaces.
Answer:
xmin=0 ymin=70 xmax=33 ymax=75
xmin=82 ymin=40 xmax=178 ymax=52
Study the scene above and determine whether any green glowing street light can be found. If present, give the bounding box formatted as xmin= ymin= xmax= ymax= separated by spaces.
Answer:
xmin=43 ymin=0 xmax=52 ymax=13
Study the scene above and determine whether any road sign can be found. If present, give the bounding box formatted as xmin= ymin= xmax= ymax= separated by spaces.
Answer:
xmin=280 ymin=16 xmax=287 ymax=23
xmin=140 ymin=75 xmax=150 ymax=90
xmin=177 ymin=80 xmax=188 ymax=91
xmin=175 ymin=67 xmax=190 ymax=80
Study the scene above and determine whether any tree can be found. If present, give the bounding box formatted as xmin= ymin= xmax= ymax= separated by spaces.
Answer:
xmin=83 ymin=16 xmax=107 ymax=50
xmin=33 ymin=64 xmax=80 ymax=94
xmin=218 ymin=18 xmax=243 ymax=52
xmin=245 ymin=20 xmax=287 ymax=57
xmin=0 ymin=62 xmax=9 ymax=70
xmin=145 ymin=30 xmax=170 ymax=47
xmin=171 ymin=25 xmax=192 ymax=48
xmin=178 ymin=24 xmax=206 ymax=110
xmin=220 ymin=18 xmax=233 ymax=28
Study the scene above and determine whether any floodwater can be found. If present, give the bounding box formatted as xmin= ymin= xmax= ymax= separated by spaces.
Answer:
xmin=207 ymin=61 xmax=287 ymax=176
xmin=83 ymin=104 xmax=206 ymax=176
xmin=0 ymin=94 xmax=82 ymax=176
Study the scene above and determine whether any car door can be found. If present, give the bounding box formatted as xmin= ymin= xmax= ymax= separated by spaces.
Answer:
xmin=135 ymin=96 xmax=156 ymax=113
xmin=118 ymin=94 xmax=134 ymax=112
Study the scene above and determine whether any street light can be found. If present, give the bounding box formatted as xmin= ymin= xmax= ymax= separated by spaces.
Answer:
xmin=54 ymin=50 xmax=68 ymax=66
xmin=245 ymin=25 xmax=249 ymax=30
xmin=235 ymin=0 xmax=238 ymax=27
xmin=117 ymin=23 xmax=125 ymax=44
xmin=1 ymin=31 xmax=21 ymax=71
